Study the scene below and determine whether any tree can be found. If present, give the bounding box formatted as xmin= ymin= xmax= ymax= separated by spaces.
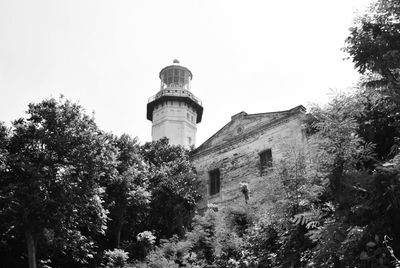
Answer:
xmin=344 ymin=0 xmax=400 ymax=102
xmin=309 ymin=93 xmax=375 ymax=205
xmin=291 ymin=93 xmax=400 ymax=267
xmin=140 ymin=138 xmax=201 ymax=239
xmin=0 ymin=122 xmax=8 ymax=171
xmin=344 ymin=0 xmax=400 ymax=161
xmin=0 ymin=97 xmax=114 ymax=268
xmin=104 ymin=134 xmax=150 ymax=249
xmin=352 ymin=86 xmax=400 ymax=160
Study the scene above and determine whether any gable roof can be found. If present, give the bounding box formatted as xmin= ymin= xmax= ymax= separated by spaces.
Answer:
xmin=193 ymin=105 xmax=305 ymax=157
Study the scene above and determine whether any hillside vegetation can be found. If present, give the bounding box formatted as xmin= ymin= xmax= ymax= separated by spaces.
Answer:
xmin=1 ymin=0 xmax=400 ymax=267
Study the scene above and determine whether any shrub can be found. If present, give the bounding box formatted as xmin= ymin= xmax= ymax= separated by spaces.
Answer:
xmin=103 ymin=249 xmax=129 ymax=268
xmin=224 ymin=206 xmax=254 ymax=237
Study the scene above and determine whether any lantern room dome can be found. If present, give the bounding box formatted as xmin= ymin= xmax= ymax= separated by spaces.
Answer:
xmin=159 ymin=60 xmax=193 ymax=90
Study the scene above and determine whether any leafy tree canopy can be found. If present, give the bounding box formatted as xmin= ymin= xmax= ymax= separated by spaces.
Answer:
xmin=140 ymin=138 xmax=202 ymax=239
xmin=344 ymin=0 xmax=400 ymax=101
xmin=0 ymin=97 xmax=115 ymax=268
xmin=104 ymin=134 xmax=150 ymax=249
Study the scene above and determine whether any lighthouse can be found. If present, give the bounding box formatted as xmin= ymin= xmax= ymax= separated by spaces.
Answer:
xmin=146 ymin=60 xmax=203 ymax=147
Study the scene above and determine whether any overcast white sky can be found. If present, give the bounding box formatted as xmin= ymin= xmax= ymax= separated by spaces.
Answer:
xmin=0 ymin=0 xmax=371 ymax=146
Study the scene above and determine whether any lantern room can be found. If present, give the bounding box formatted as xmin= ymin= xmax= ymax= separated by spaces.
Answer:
xmin=159 ymin=59 xmax=193 ymax=90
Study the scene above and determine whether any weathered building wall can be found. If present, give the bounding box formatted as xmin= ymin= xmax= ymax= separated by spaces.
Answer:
xmin=192 ymin=106 xmax=305 ymax=209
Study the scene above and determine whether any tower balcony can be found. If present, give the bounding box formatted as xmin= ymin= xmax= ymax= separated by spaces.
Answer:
xmin=147 ymin=88 xmax=203 ymax=123
xmin=148 ymin=88 xmax=202 ymax=105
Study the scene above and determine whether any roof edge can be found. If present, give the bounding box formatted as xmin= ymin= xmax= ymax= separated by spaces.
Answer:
xmin=193 ymin=104 xmax=305 ymax=154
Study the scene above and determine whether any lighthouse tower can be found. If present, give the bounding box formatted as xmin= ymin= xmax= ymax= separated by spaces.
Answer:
xmin=146 ymin=60 xmax=203 ymax=147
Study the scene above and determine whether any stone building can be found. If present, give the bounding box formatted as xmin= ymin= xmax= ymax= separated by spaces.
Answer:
xmin=146 ymin=61 xmax=306 ymax=209
xmin=146 ymin=60 xmax=203 ymax=148
xmin=191 ymin=105 xmax=306 ymax=209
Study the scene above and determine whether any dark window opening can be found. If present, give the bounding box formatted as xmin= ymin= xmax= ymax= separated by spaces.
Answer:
xmin=209 ymin=169 xmax=220 ymax=195
xmin=259 ymin=149 xmax=272 ymax=174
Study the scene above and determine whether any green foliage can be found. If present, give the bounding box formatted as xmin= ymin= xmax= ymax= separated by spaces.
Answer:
xmin=136 ymin=230 xmax=156 ymax=257
xmin=140 ymin=138 xmax=201 ymax=239
xmin=0 ymin=97 xmax=114 ymax=267
xmin=344 ymin=0 xmax=400 ymax=164
xmin=137 ymin=231 xmax=156 ymax=245
xmin=234 ymin=88 xmax=400 ymax=267
xmin=297 ymin=92 xmax=400 ymax=267
xmin=104 ymin=134 xmax=150 ymax=249
xmin=186 ymin=209 xmax=219 ymax=264
xmin=133 ymin=207 xmax=246 ymax=268
xmin=0 ymin=100 xmax=204 ymax=267
xmin=224 ymin=206 xmax=254 ymax=237
xmin=310 ymin=92 xmax=372 ymax=170
xmin=242 ymin=220 xmax=280 ymax=267
xmin=353 ymin=86 xmax=400 ymax=160
xmin=344 ymin=0 xmax=400 ymax=102
xmin=292 ymin=211 xmax=320 ymax=228
xmin=134 ymin=247 xmax=182 ymax=268
xmin=103 ymin=249 xmax=129 ymax=268
xmin=0 ymin=122 xmax=9 ymax=171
